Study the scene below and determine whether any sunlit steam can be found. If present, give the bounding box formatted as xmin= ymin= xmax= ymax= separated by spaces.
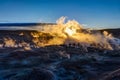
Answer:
xmin=3 ymin=38 xmax=16 ymax=47
xmin=0 ymin=17 xmax=120 ymax=51
xmin=31 ymin=17 xmax=120 ymax=50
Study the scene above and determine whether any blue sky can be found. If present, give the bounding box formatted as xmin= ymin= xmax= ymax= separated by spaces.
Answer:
xmin=0 ymin=0 xmax=120 ymax=28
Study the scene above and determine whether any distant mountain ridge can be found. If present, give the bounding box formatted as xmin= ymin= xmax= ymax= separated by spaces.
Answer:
xmin=0 ymin=23 xmax=56 ymax=27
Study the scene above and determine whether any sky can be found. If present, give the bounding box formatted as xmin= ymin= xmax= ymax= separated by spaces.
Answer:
xmin=0 ymin=0 xmax=120 ymax=28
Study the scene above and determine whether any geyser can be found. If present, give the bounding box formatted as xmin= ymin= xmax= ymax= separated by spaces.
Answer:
xmin=0 ymin=17 xmax=120 ymax=51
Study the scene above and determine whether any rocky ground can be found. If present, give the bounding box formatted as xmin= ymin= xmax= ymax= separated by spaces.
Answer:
xmin=0 ymin=29 xmax=120 ymax=80
xmin=0 ymin=46 xmax=120 ymax=80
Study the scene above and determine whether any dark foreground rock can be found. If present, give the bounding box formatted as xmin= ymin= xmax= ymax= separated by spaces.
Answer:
xmin=0 ymin=46 xmax=120 ymax=80
xmin=0 ymin=68 xmax=56 ymax=80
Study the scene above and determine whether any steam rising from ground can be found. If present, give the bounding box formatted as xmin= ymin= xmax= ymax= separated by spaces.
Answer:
xmin=1 ymin=17 xmax=120 ymax=50
xmin=31 ymin=17 xmax=120 ymax=50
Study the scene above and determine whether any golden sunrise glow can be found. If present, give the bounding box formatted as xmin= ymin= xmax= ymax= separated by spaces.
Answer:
xmin=1 ymin=17 xmax=120 ymax=50
xmin=64 ymin=26 xmax=76 ymax=36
